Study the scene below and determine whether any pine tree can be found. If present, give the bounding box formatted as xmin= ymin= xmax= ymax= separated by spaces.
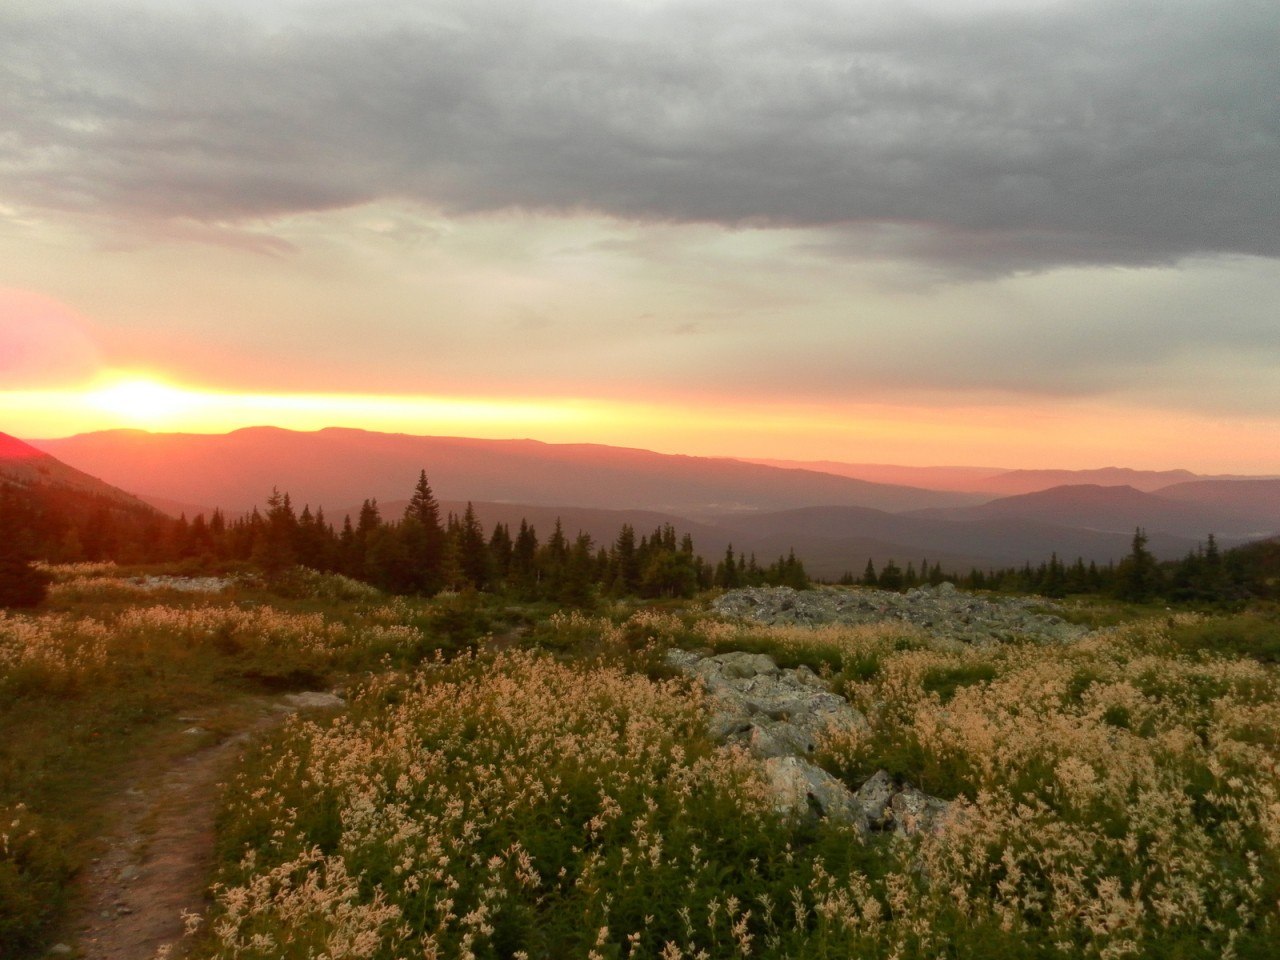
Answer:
xmin=1114 ymin=527 xmax=1159 ymax=602
xmin=252 ymin=487 xmax=298 ymax=581
xmin=457 ymin=503 xmax=490 ymax=589
xmin=613 ymin=524 xmax=641 ymax=594
xmin=862 ymin=558 xmax=878 ymax=587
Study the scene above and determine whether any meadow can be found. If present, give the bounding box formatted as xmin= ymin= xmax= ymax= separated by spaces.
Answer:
xmin=1 ymin=567 xmax=1277 ymax=958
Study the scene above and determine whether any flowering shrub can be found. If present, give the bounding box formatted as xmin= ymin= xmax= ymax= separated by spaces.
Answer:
xmin=204 ymin=650 xmax=800 ymax=959
xmin=0 ymin=591 xmax=453 ymax=951
xmin=199 ymin=615 xmax=1280 ymax=959
xmin=34 ymin=561 xmax=122 ymax=582
xmin=0 ymin=603 xmax=431 ymax=698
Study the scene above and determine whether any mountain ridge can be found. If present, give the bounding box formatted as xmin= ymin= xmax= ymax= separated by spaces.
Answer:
xmin=30 ymin=427 xmax=978 ymax=516
xmin=912 ymin=483 xmax=1276 ymax=541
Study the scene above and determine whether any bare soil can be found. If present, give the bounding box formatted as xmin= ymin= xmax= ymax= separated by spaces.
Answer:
xmin=58 ymin=695 xmax=338 ymax=959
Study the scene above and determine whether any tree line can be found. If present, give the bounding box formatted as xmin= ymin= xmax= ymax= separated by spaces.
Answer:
xmin=3 ymin=473 xmax=1276 ymax=608
xmin=0 ymin=473 xmax=812 ymax=606
xmin=845 ymin=528 xmax=1279 ymax=604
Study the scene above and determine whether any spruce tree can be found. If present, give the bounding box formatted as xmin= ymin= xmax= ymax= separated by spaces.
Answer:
xmin=1114 ymin=527 xmax=1159 ymax=602
xmin=716 ymin=544 xmax=741 ymax=589
xmin=401 ymin=472 xmax=446 ymax=594
xmin=457 ymin=503 xmax=490 ymax=589
xmin=862 ymin=558 xmax=878 ymax=587
xmin=511 ymin=520 xmax=539 ymax=595
xmin=613 ymin=524 xmax=641 ymax=594
xmin=251 ymin=487 xmax=298 ymax=581
xmin=879 ymin=559 xmax=904 ymax=591
xmin=488 ymin=522 xmax=513 ymax=584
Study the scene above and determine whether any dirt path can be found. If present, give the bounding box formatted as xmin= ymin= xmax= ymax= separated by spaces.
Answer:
xmin=59 ymin=693 xmax=342 ymax=960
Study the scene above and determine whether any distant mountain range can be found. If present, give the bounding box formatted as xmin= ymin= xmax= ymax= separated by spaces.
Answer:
xmin=913 ymin=484 xmax=1278 ymax=541
xmin=21 ymin=426 xmax=1280 ymax=578
xmin=31 ymin=427 xmax=977 ymax=516
xmin=748 ymin=457 xmax=1276 ymax=495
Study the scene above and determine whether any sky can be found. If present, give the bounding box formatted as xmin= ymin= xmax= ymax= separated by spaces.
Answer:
xmin=2 ymin=0 xmax=1278 ymax=471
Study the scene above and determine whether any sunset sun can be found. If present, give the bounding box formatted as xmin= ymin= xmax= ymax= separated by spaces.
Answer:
xmin=85 ymin=377 xmax=201 ymax=428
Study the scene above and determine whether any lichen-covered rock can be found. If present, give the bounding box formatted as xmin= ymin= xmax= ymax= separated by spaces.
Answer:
xmin=669 ymin=649 xmax=870 ymax=760
xmin=711 ymin=584 xmax=1086 ymax=644
xmin=761 ymin=756 xmax=867 ymax=829
xmin=890 ymin=785 xmax=951 ymax=837
xmin=668 ymin=648 xmax=953 ymax=836
xmin=854 ymin=769 xmax=896 ymax=829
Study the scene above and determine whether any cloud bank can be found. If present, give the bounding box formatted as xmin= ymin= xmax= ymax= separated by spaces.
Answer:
xmin=3 ymin=0 xmax=1277 ymax=271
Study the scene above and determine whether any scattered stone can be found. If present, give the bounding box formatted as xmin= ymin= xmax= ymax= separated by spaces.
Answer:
xmin=669 ymin=647 xmax=955 ymax=836
xmin=670 ymin=649 xmax=870 ymax=762
xmin=128 ymin=575 xmax=234 ymax=593
xmin=281 ymin=691 xmax=345 ymax=710
xmin=711 ymin=585 xmax=1086 ymax=644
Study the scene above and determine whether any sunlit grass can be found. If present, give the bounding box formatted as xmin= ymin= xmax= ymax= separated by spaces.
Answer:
xmin=194 ymin=608 xmax=1280 ymax=959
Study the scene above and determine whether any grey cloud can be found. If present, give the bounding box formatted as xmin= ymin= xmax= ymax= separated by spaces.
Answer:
xmin=1 ymin=0 xmax=1277 ymax=270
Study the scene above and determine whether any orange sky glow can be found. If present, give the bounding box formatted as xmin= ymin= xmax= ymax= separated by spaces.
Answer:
xmin=5 ymin=371 xmax=1280 ymax=474
xmin=2 ymin=2 xmax=1277 ymax=477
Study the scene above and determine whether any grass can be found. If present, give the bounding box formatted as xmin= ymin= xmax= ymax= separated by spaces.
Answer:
xmin=1167 ymin=611 xmax=1280 ymax=663
xmin=5 ymin=573 xmax=1280 ymax=959
xmin=0 ymin=567 xmax=468 ymax=957
xmin=193 ymin=604 xmax=1280 ymax=959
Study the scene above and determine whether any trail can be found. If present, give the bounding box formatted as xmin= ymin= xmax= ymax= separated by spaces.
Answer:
xmin=59 ymin=692 xmax=343 ymax=960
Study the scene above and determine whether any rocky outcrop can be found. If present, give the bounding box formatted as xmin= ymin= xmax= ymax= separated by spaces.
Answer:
xmin=128 ymin=575 xmax=234 ymax=593
xmin=670 ymin=648 xmax=950 ymax=835
xmin=762 ymin=756 xmax=866 ymax=825
xmin=668 ymin=649 xmax=869 ymax=760
xmin=711 ymin=584 xmax=1085 ymax=644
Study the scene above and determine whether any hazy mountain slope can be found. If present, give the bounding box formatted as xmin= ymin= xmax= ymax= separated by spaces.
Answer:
xmin=31 ymin=427 xmax=974 ymax=515
xmin=740 ymin=458 xmax=1001 ymax=495
xmin=915 ymin=484 xmax=1272 ymax=540
xmin=980 ymin=467 xmax=1204 ymax=495
xmin=716 ymin=503 xmax=1211 ymax=570
xmin=1154 ymin=479 xmax=1280 ymax=525
xmin=1 ymin=431 xmax=155 ymax=511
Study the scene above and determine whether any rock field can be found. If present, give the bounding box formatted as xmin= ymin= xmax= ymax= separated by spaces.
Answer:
xmin=127 ymin=575 xmax=234 ymax=593
xmin=667 ymin=648 xmax=950 ymax=836
xmin=674 ymin=583 xmax=1085 ymax=831
xmin=711 ymin=584 xmax=1087 ymax=644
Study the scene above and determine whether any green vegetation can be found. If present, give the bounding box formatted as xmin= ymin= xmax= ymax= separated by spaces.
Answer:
xmin=187 ymin=606 xmax=1280 ymax=959
xmin=1167 ymin=611 xmax=1280 ymax=663
xmin=0 ymin=566 xmax=460 ymax=956
xmin=2 ymin=474 xmax=813 ymax=606
xmin=849 ymin=529 xmax=1280 ymax=607
xmin=4 ymin=553 xmax=1280 ymax=957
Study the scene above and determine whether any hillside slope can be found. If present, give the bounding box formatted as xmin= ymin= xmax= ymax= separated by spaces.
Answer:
xmin=914 ymin=484 xmax=1274 ymax=540
xmin=32 ymin=427 xmax=975 ymax=516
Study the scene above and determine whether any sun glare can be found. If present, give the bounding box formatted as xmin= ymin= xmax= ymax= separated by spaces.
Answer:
xmin=85 ymin=378 xmax=200 ymax=428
